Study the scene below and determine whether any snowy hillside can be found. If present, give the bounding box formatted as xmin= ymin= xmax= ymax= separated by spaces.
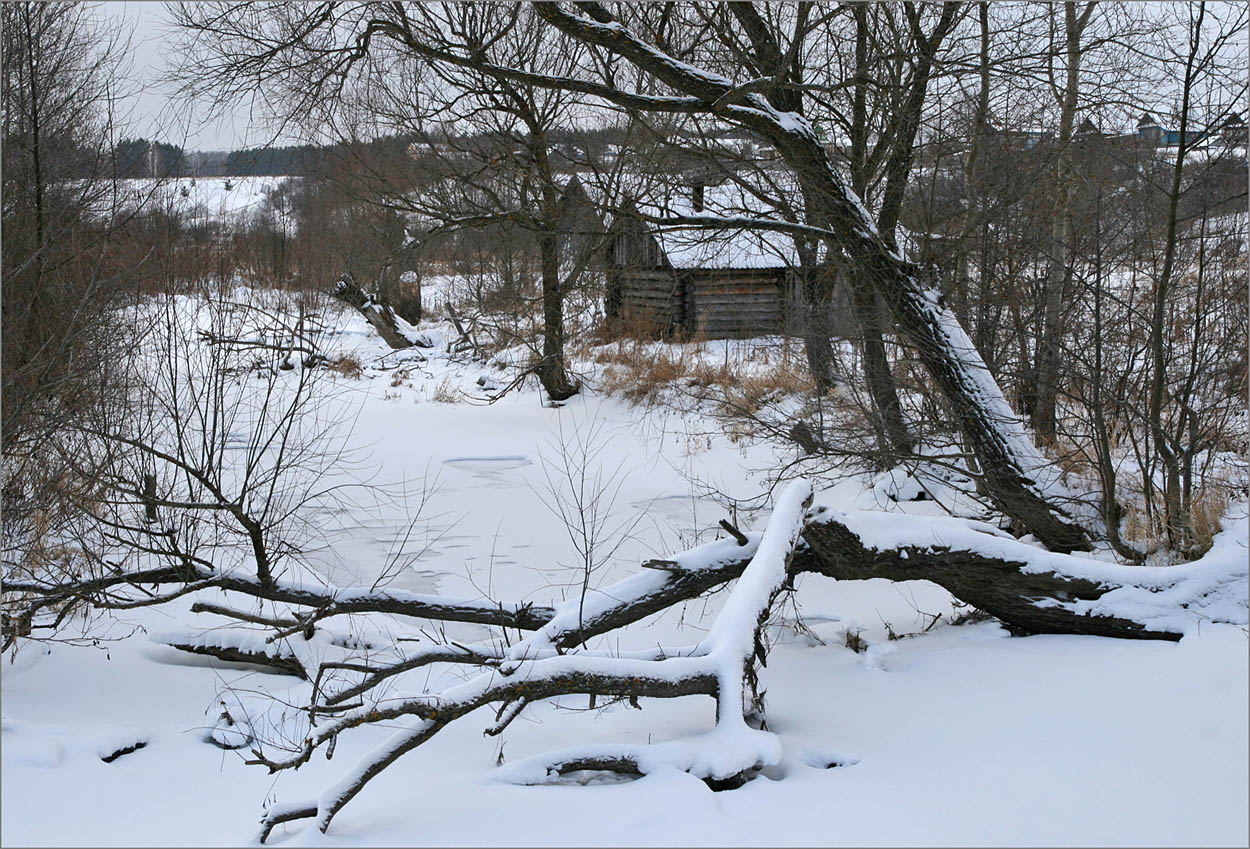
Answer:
xmin=103 ymin=176 xmax=296 ymax=230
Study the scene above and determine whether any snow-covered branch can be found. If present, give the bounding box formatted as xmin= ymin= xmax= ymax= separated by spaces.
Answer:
xmin=254 ymin=480 xmax=812 ymax=842
xmin=803 ymin=506 xmax=1249 ymax=641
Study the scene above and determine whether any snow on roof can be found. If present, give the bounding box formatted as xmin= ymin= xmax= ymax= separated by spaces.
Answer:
xmin=618 ymin=179 xmax=800 ymax=270
xmin=654 ymin=225 xmax=796 ymax=270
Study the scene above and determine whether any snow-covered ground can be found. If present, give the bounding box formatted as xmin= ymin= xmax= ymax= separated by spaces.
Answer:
xmin=2 ymin=296 xmax=1247 ymax=847
xmin=100 ymin=176 xmax=295 ymax=230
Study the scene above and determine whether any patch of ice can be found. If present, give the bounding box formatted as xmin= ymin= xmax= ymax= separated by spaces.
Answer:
xmin=442 ymin=456 xmax=533 ymax=480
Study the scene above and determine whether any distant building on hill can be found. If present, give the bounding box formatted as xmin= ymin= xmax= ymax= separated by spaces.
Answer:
xmin=1133 ymin=110 xmax=1244 ymax=150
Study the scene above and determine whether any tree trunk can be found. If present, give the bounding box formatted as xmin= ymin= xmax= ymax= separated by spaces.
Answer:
xmin=844 ymin=3 xmax=915 ymax=464
xmin=535 ymin=230 xmax=579 ymax=401
xmin=1034 ymin=2 xmax=1096 ymax=442
xmin=1149 ymin=4 xmax=1204 ymax=550
xmin=800 ymin=258 xmax=838 ymax=396
xmin=331 ymin=275 xmax=414 ymax=351
xmin=22 ymin=4 xmax=45 ymax=282
xmin=849 ymin=271 xmax=914 ymax=461
xmin=800 ymin=515 xmax=1176 ymax=641
xmin=964 ymin=3 xmax=993 ymax=364
xmin=1089 ymin=191 xmax=1144 ymax=562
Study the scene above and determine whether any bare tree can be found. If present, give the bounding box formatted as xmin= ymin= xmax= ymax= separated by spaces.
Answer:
xmin=519 ymin=2 xmax=1090 ymax=550
xmin=1 ymin=1 xmax=141 ymax=592
xmin=1143 ymin=1 xmax=1247 ymax=552
xmin=827 ymin=2 xmax=964 ymax=462
xmin=1031 ymin=1 xmax=1098 ymax=441
xmin=174 ymin=3 xmax=592 ymax=401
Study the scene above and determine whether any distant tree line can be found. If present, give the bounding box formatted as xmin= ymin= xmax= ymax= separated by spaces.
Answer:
xmin=105 ymin=126 xmax=636 ymax=180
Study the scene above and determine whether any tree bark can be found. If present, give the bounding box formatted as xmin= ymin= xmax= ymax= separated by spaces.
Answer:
xmin=536 ymin=229 xmax=579 ymax=401
xmin=849 ymin=270 xmax=915 ymax=462
xmin=800 ymin=257 xmax=838 ymax=395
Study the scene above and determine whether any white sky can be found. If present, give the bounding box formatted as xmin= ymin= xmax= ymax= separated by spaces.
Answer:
xmin=101 ymin=1 xmax=296 ymax=152
xmin=100 ymin=0 xmax=1246 ymax=154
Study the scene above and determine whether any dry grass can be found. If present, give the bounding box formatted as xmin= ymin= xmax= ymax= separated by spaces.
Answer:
xmin=1120 ymin=484 xmax=1229 ymax=561
xmin=590 ymin=332 xmax=810 ymax=417
xmin=1186 ymin=487 xmax=1229 ymax=555
xmin=326 ymin=355 xmax=364 ymax=379
xmin=596 ymin=345 xmax=688 ymax=405
xmin=585 ymin=310 xmax=672 ymax=347
xmin=715 ymin=368 xmax=812 ymax=418
xmin=431 ymin=377 xmax=460 ymax=403
xmin=389 ymin=367 xmax=416 ymax=389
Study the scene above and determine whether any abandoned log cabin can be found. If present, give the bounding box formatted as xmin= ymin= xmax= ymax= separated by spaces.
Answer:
xmin=604 ymin=184 xmax=852 ymax=340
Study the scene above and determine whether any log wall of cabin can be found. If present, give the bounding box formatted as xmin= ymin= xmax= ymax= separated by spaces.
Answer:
xmin=608 ymin=265 xmax=855 ymax=341
xmin=607 ymin=268 xmax=684 ymax=334
xmin=687 ymin=268 xmax=787 ymax=338
xmin=605 ymin=215 xmax=856 ymax=340
xmin=783 ymin=271 xmax=857 ymax=339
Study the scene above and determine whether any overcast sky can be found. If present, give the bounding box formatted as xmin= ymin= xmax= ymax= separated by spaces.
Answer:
xmin=102 ymin=1 xmax=293 ymax=152
xmin=101 ymin=0 xmax=1245 ymax=153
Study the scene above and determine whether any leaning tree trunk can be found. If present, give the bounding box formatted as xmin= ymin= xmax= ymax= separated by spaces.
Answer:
xmin=766 ymin=130 xmax=1090 ymax=553
xmin=331 ymin=275 xmax=414 ymax=351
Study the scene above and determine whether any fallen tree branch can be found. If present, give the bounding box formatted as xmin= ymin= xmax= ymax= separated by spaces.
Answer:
xmin=331 ymin=275 xmax=415 ymax=350
xmin=5 ymin=568 xmax=556 ymax=631
xmin=160 ymin=639 xmax=308 ymax=679
xmin=253 ymin=480 xmax=813 ymax=842
xmin=719 ymin=519 xmax=750 ymax=547
xmin=190 ymin=601 xmax=298 ymax=630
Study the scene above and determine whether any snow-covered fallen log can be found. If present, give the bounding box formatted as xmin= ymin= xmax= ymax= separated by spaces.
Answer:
xmin=801 ymin=506 xmax=1249 ymax=641
xmin=155 ymin=630 xmax=309 ymax=679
